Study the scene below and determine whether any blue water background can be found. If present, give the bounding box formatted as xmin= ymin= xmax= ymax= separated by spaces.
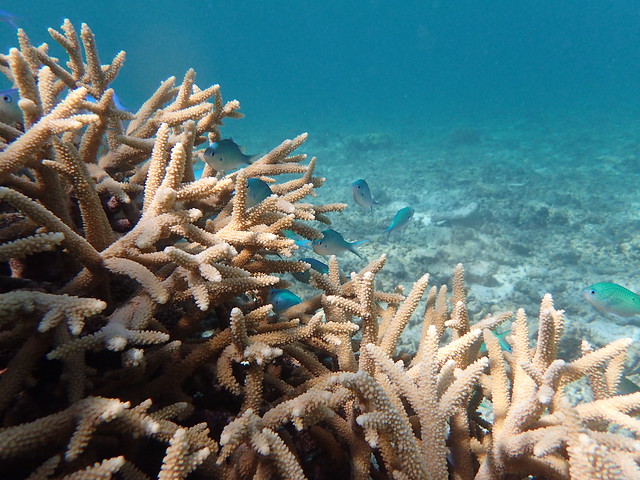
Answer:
xmin=6 ymin=1 xmax=640 ymax=133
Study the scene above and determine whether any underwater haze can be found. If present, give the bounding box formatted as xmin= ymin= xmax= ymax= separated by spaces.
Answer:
xmin=7 ymin=2 xmax=640 ymax=358
xmin=10 ymin=1 xmax=640 ymax=130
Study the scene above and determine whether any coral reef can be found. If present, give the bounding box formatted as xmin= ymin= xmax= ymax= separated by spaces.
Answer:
xmin=1 ymin=20 xmax=640 ymax=480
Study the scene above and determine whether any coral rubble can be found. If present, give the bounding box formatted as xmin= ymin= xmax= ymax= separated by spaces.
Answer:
xmin=1 ymin=20 xmax=639 ymax=480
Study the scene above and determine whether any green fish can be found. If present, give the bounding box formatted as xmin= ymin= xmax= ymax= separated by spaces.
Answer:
xmin=383 ymin=206 xmax=414 ymax=238
xmin=203 ymin=138 xmax=259 ymax=172
xmin=479 ymin=330 xmax=511 ymax=353
xmin=312 ymin=229 xmax=367 ymax=259
xmin=269 ymin=289 xmax=301 ymax=313
xmin=582 ymin=282 xmax=640 ymax=317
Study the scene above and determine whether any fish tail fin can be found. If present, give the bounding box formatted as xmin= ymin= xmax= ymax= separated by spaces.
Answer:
xmin=349 ymin=240 xmax=368 ymax=260
xmin=295 ymin=240 xmax=312 ymax=250
xmin=248 ymin=153 xmax=264 ymax=164
xmin=112 ymin=94 xmax=128 ymax=112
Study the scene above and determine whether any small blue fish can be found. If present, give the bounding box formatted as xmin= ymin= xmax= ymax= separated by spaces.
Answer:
xmin=283 ymin=230 xmax=312 ymax=250
xmin=246 ymin=178 xmax=273 ymax=208
xmin=192 ymin=157 xmax=206 ymax=179
xmin=618 ymin=377 xmax=640 ymax=395
xmin=312 ymin=229 xmax=367 ymax=259
xmin=203 ymin=138 xmax=258 ymax=173
xmin=0 ymin=88 xmax=22 ymax=125
xmin=269 ymin=289 xmax=301 ymax=313
xmin=352 ymin=179 xmax=379 ymax=212
xmin=479 ymin=330 xmax=512 ymax=353
xmin=383 ymin=207 xmax=415 ymax=238
xmin=292 ymin=257 xmax=329 ymax=284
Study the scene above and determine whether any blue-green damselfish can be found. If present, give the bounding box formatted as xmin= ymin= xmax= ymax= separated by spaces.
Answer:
xmin=582 ymin=282 xmax=640 ymax=317
xmin=292 ymin=257 xmax=329 ymax=284
xmin=269 ymin=289 xmax=301 ymax=313
xmin=618 ymin=377 xmax=640 ymax=395
xmin=383 ymin=206 xmax=415 ymax=238
xmin=203 ymin=138 xmax=259 ymax=173
xmin=0 ymin=88 xmax=22 ymax=126
xmin=312 ymin=229 xmax=367 ymax=259
xmin=479 ymin=330 xmax=512 ymax=353
xmin=352 ymin=179 xmax=379 ymax=212
xmin=283 ymin=230 xmax=312 ymax=250
xmin=246 ymin=178 xmax=273 ymax=208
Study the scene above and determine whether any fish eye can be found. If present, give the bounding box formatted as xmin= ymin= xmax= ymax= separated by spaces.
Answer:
xmin=3 ymin=95 xmax=11 ymax=102
xmin=590 ymin=290 xmax=596 ymax=295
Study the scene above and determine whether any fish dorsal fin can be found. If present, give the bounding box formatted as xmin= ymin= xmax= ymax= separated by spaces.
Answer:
xmin=351 ymin=239 xmax=368 ymax=247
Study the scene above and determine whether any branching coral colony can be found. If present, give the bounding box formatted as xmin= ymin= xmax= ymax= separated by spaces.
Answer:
xmin=0 ymin=20 xmax=639 ymax=480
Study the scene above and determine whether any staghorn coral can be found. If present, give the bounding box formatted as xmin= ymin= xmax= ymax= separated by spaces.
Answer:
xmin=0 ymin=19 xmax=639 ymax=480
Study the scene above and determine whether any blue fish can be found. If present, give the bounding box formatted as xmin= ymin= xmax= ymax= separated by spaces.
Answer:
xmin=246 ymin=178 xmax=273 ymax=208
xmin=0 ymin=88 xmax=22 ymax=125
xmin=203 ymin=138 xmax=258 ymax=173
xmin=312 ymin=229 xmax=367 ymax=259
xmin=618 ymin=377 xmax=640 ymax=395
xmin=192 ymin=157 xmax=206 ymax=179
xmin=283 ymin=230 xmax=312 ymax=250
xmin=479 ymin=330 xmax=512 ymax=353
xmin=352 ymin=179 xmax=379 ymax=212
xmin=383 ymin=207 xmax=414 ymax=238
xmin=269 ymin=289 xmax=301 ymax=313
xmin=292 ymin=257 xmax=329 ymax=284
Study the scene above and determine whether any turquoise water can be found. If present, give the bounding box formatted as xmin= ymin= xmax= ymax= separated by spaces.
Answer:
xmin=10 ymin=1 xmax=640 ymax=130
xmin=7 ymin=2 xmax=640 ymax=356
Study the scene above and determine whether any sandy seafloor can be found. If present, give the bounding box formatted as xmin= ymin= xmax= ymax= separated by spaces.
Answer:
xmin=232 ymin=107 xmax=640 ymax=391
